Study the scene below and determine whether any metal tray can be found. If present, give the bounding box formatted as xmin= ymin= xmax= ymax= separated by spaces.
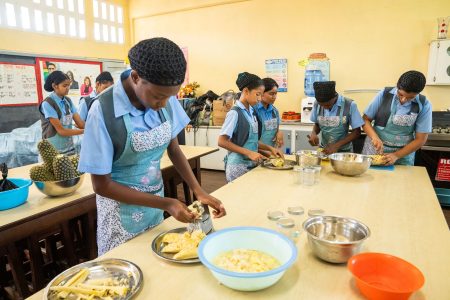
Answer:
xmin=43 ymin=259 xmax=143 ymax=300
xmin=152 ymin=227 xmax=211 ymax=264
xmin=262 ymin=159 xmax=297 ymax=170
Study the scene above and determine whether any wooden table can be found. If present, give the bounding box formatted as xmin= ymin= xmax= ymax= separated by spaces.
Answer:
xmin=0 ymin=145 xmax=218 ymax=298
xmin=28 ymin=161 xmax=450 ymax=299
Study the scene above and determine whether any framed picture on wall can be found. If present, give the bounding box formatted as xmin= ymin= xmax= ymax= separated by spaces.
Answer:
xmin=36 ymin=58 xmax=102 ymax=107
xmin=0 ymin=62 xmax=40 ymax=106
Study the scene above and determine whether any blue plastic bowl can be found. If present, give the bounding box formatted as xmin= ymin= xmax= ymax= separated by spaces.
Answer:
xmin=0 ymin=178 xmax=32 ymax=210
xmin=198 ymin=226 xmax=297 ymax=291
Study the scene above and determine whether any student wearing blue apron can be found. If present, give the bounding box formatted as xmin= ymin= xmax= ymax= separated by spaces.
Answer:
xmin=218 ymin=72 xmax=284 ymax=182
xmin=78 ymin=38 xmax=226 ymax=255
xmin=362 ymin=71 xmax=432 ymax=166
xmin=39 ymin=71 xmax=85 ymax=155
xmin=308 ymin=81 xmax=364 ymax=154
xmin=78 ymin=71 xmax=115 ymax=121
xmin=254 ymin=78 xmax=283 ymax=148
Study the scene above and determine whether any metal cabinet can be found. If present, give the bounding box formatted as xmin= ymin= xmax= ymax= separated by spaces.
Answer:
xmin=294 ymin=130 xmax=316 ymax=151
xmin=280 ymin=129 xmax=293 ymax=154
xmin=427 ymin=40 xmax=450 ymax=85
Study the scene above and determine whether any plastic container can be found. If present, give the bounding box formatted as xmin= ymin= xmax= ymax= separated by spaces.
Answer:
xmin=304 ymin=67 xmax=324 ymax=97
xmin=348 ymin=253 xmax=425 ymax=300
xmin=0 ymin=178 xmax=32 ymax=210
xmin=198 ymin=227 xmax=297 ymax=291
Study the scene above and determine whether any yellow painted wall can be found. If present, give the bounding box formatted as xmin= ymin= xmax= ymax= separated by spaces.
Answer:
xmin=130 ymin=0 xmax=450 ymax=113
xmin=0 ymin=0 xmax=130 ymax=60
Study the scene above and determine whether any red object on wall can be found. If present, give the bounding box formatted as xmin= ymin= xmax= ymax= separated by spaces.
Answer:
xmin=435 ymin=158 xmax=450 ymax=181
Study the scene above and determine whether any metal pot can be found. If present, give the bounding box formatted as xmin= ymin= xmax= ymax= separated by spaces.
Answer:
xmin=303 ymin=215 xmax=370 ymax=263
xmin=295 ymin=150 xmax=321 ymax=167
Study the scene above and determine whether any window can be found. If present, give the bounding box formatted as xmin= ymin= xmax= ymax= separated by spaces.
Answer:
xmin=5 ymin=3 xmax=16 ymax=27
xmin=0 ymin=0 xmax=122 ymax=44
xmin=93 ymin=1 xmax=124 ymax=44
xmin=20 ymin=6 xmax=30 ymax=29
xmin=0 ymin=0 xmax=86 ymax=38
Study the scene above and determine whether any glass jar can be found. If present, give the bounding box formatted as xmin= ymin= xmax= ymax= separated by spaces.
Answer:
xmin=276 ymin=217 xmax=298 ymax=243
xmin=292 ymin=166 xmax=303 ymax=184
xmin=287 ymin=206 xmax=304 ymax=237
xmin=312 ymin=165 xmax=322 ymax=183
xmin=302 ymin=167 xmax=315 ymax=186
xmin=308 ymin=209 xmax=325 ymax=217
xmin=267 ymin=210 xmax=285 ymax=231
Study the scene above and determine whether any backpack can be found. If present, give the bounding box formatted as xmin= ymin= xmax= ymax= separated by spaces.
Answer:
xmin=185 ymin=90 xmax=219 ymax=127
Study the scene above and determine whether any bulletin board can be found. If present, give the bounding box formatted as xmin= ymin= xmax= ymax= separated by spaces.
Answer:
xmin=36 ymin=57 xmax=103 ymax=106
xmin=0 ymin=62 xmax=40 ymax=106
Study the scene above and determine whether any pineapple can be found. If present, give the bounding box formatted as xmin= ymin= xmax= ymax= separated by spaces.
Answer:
xmin=69 ymin=155 xmax=84 ymax=177
xmin=29 ymin=165 xmax=55 ymax=181
xmin=53 ymin=155 xmax=76 ymax=181
xmin=37 ymin=140 xmax=59 ymax=172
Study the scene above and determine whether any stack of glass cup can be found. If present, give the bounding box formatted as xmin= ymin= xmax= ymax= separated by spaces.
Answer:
xmin=292 ymin=165 xmax=321 ymax=186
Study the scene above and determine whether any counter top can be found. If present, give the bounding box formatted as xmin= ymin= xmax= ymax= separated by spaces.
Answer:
xmin=1 ymin=146 xmax=218 ymax=230
xmin=28 ymin=162 xmax=450 ymax=299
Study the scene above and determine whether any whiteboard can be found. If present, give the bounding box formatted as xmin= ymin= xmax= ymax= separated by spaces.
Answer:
xmin=0 ymin=63 xmax=38 ymax=106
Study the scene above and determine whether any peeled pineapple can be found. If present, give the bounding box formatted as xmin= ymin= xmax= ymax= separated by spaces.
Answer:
xmin=370 ymin=154 xmax=385 ymax=166
xmin=161 ymin=230 xmax=206 ymax=260
xmin=270 ymin=157 xmax=285 ymax=167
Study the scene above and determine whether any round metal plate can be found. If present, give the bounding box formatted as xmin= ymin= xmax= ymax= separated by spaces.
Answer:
xmin=43 ymin=258 xmax=143 ymax=300
xmin=151 ymin=227 xmax=211 ymax=264
xmin=262 ymin=159 xmax=297 ymax=170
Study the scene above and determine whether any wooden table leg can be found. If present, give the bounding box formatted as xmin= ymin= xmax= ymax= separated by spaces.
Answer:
xmin=87 ymin=211 xmax=98 ymax=260
xmin=182 ymin=181 xmax=192 ymax=205
xmin=27 ymin=235 xmax=45 ymax=292
xmin=6 ymin=243 xmax=29 ymax=299
xmin=61 ymin=222 xmax=77 ymax=267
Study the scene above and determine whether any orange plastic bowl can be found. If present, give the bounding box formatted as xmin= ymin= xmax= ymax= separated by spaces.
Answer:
xmin=347 ymin=253 xmax=424 ymax=300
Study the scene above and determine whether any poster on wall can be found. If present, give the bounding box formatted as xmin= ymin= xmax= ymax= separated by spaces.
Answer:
xmin=0 ymin=62 xmax=39 ymax=106
xmin=36 ymin=58 xmax=102 ymax=107
xmin=265 ymin=59 xmax=288 ymax=92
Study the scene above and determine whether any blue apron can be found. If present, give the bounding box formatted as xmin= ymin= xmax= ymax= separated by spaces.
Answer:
xmin=96 ymin=108 xmax=172 ymax=255
xmin=48 ymin=93 xmax=76 ymax=155
xmin=224 ymin=109 xmax=259 ymax=182
xmin=259 ymin=108 xmax=279 ymax=147
xmin=317 ymin=96 xmax=352 ymax=152
xmin=374 ymin=99 xmax=421 ymax=166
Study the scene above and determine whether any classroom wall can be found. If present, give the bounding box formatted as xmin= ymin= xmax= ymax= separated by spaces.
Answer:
xmin=0 ymin=0 xmax=130 ymax=60
xmin=129 ymin=0 xmax=450 ymax=114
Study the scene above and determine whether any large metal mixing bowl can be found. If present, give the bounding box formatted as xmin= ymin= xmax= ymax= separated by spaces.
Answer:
xmin=329 ymin=153 xmax=372 ymax=176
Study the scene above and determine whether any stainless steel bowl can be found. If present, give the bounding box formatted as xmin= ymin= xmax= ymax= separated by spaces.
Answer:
xmin=295 ymin=150 xmax=322 ymax=167
xmin=34 ymin=174 xmax=85 ymax=197
xmin=303 ymin=215 xmax=370 ymax=263
xmin=329 ymin=153 xmax=372 ymax=176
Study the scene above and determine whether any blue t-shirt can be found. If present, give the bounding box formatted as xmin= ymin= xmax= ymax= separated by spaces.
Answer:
xmin=41 ymin=92 xmax=77 ymax=119
xmin=310 ymin=95 xmax=364 ymax=129
xmin=78 ymin=71 xmax=190 ymax=175
xmin=364 ymin=88 xmax=432 ymax=133
xmin=254 ymin=102 xmax=280 ymax=123
xmin=78 ymin=90 xmax=97 ymax=121
xmin=220 ymin=101 xmax=256 ymax=138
